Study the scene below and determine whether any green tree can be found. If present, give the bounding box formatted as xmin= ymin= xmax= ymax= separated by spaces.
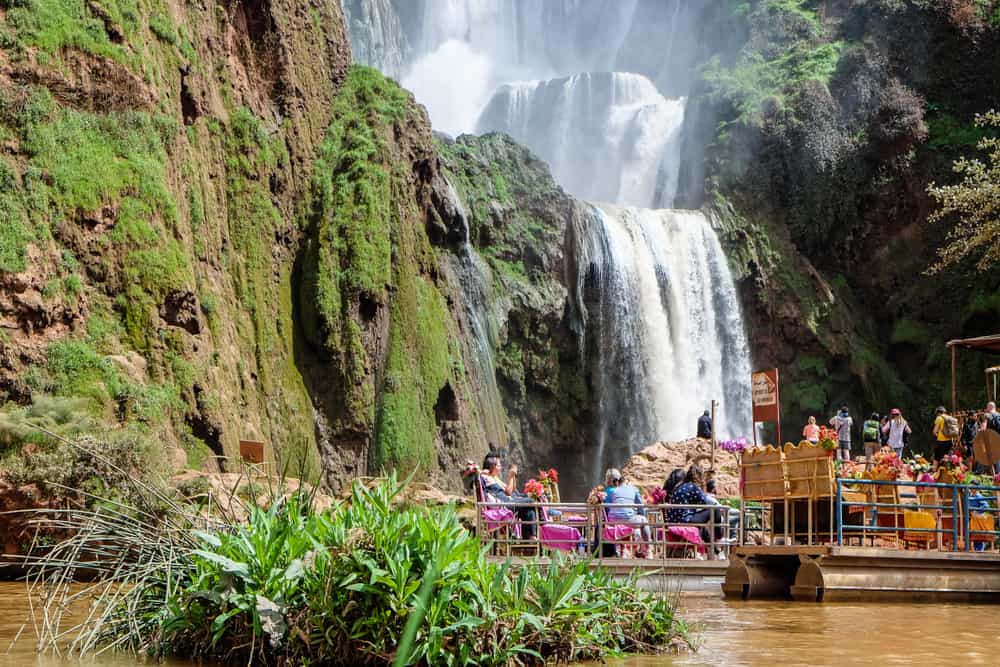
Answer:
xmin=927 ymin=110 xmax=1000 ymax=272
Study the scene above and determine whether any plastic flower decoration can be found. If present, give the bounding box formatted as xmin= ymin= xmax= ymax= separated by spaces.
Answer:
xmin=872 ymin=448 xmax=905 ymax=480
xmin=648 ymin=487 xmax=668 ymax=504
xmin=719 ymin=437 xmax=748 ymax=453
xmin=587 ymin=485 xmax=606 ymax=505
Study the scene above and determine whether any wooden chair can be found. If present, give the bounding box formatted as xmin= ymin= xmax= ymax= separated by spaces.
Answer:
xmin=742 ymin=445 xmax=787 ymax=542
xmin=783 ymin=442 xmax=835 ymax=544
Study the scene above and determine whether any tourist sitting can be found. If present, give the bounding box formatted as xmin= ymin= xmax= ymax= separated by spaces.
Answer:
xmin=479 ymin=454 xmax=537 ymax=540
xmin=605 ymin=468 xmax=652 ymax=557
xmin=668 ymin=464 xmax=724 ymax=542
xmin=663 ymin=468 xmax=686 ymax=497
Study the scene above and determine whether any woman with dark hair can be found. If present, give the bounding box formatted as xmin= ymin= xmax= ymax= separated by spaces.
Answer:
xmin=663 ymin=468 xmax=686 ymax=497
xmin=668 ymin=463 xmax=723 ymax=542
xmin=479 ymin=453 xmax=537 ymax=539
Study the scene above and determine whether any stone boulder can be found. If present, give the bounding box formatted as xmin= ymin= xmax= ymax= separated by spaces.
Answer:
xmin=621 ymin=438 xmax=741 ymax=499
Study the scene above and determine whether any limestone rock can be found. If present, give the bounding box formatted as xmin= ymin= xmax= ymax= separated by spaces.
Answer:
xmin=621 ymin=438 xmax=741 ymax=499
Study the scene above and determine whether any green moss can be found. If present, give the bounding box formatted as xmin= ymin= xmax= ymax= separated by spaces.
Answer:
xmin=375 ymin=277 xmax=453 ymax=472
xmin=37 ymin=340 xmax=123 ymax=409
xmin=890 ymin=318 xmax=930 ymax=345
xmin=148 ymin=12 xmax=177 ymax=44
xmin=4 ymin=0 xmax=140 ymax=65
xmin=925 ymin=111 xmax=992 ymax=152
xmin=305 ymin=67 xmax=407 ymax=334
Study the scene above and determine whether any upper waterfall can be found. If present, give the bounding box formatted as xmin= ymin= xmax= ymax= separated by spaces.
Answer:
xmin=477 ymin=72 xmax=685 ymax=208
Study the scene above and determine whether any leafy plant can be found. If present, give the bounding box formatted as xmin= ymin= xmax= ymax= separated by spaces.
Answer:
xmin=29 ymin=477 xmax=690 ymax=665
xmin=927 ymin=110 xmax=1000 ymax=272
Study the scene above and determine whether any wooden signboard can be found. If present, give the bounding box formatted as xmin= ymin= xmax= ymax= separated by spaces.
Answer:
xmin=239 ymin=440 xmax=266 ymax=464
xmin=752 ymin=368 xmax=781 ymax=445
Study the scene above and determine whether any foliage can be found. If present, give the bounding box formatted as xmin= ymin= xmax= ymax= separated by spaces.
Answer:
xmin=31 ymin=478 xmax=690 ymax=665
xmin=3 ymin=428 xmax=165 ymax=504
xmin=701 ymin=0 xmax=847 ymax=128
xmin=927 ymin=110 xmax=1000 ymax=272
xmin=2 ymin=0 xmax=140 ymax=64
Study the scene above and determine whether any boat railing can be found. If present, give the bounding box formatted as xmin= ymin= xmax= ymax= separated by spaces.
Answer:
xmin=474 ymin=500 xmax=739 ymax=559
xmin=835 ymin=478 xmax=1000 ymax=550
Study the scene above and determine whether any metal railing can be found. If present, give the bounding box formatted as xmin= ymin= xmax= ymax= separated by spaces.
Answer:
xmin=475 ymin=500 xmax=739 ymax=560
xmin=836 ymin=478 xmax=1000 ymax=551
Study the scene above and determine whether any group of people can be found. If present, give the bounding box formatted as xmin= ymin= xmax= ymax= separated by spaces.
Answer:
xmin=476 ymin=452 xmax=726 ymax=554
xmin=801 ymin=401 xmax=1000 ymax=470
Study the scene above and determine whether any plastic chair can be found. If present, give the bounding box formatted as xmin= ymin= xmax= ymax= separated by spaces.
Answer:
xmin=476 ymin=475 xmax=519 ymax=555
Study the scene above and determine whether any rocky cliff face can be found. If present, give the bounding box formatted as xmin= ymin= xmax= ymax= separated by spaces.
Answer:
xmin=0 ymin=0 xmax=590 ymax=496
xmin=0 ymin=0 xmax=353 ymax=480
xmin=681 ymin=0 xmax=1000 ymax=438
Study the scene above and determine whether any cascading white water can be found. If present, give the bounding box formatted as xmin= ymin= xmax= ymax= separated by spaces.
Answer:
xmin=476 ymin=72 xmax=685 ymax=208
xmin=343 ymin=0 xmax=754 ymax=479
xmin=576 ymin=205 xmax=753 ymax=478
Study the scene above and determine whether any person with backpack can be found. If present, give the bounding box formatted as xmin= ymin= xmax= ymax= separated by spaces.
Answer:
xmin=829 ymin=406 xmax=853 ymax=462
xmin=862 ymin=413 xmax=881 ymax=471
xmin=882 ymin=408 xmax=911 ymax=462
xmin=932 ymin=406 xmax=959 ymax=466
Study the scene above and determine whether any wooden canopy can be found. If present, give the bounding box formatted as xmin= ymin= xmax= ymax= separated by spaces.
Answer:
xmin=947 ymin=334 xmax=1000 ymax=354
xmin=947 ymin=334 xmax=1000 ymax=411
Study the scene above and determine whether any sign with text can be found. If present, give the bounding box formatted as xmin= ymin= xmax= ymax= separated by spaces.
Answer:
xmin=751 ymin=368 xmax=780 ymax=424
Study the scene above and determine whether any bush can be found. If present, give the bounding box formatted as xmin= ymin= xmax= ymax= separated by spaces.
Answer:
xmin=34 ymin=478 xmax=690 ymax=665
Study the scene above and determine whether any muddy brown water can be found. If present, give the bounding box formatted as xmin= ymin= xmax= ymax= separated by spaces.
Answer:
xmin=3 ymin=583 xmax=999 ymax=665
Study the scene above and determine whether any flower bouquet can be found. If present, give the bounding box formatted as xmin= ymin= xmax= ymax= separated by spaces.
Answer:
xmin=817 ymin=426 xmax=838 ymax=453
xmin=646 ymin=487 xmax=668 ymax=505
xmin=719 ymin=437 xmax=748 ymax=454
xmin=587 ymin=485 xmax=606 ymax=505
xmin=871 ymin=448 xmax=904 ymax=480
xmin=536 ymin=468 xmax=560 ymax=501
xmin=935 ymin=452 xmax=967 ymax=483
xmin=524 ymin=478 xmax=547 ymax=501
xmin=461 ymin=460 xmax=480 ymax=494
xmin=904 ymin=456 xmax=932 ymax=479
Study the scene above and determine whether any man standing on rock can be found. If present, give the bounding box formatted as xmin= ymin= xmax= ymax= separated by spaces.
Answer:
xmin=697 ymin=410 xmax=713 ymax=439
xmin=829 ymin=406 xmax=853 ymax=462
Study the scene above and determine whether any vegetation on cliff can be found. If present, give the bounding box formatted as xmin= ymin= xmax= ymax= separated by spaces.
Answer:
xmin=927 ymin=110 xmax=1000 ymax=272
xmin=691 ymin=0 xmax=1000 ymax=438
xmin=32 ymin=477 xmax=689 ymax=665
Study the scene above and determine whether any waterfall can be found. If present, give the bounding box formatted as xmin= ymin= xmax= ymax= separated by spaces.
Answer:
xmin=576 ymin=205 xmax=753 ymax=478
xmin=342 ymin=0 xmax=755 ymax=482
xmin=476 ymin=72 xmax=685 ymax=208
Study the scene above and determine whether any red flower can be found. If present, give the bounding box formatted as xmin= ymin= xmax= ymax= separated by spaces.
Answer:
xmin=548 ymin=468 xmax=559 ymax=482
xmin=524 ymin=479 xmax=546 ymax=499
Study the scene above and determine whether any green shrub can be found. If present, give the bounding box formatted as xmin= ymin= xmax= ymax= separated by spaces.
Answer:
xmin=57 ymin=478 xmax=689 ymax=665
xmin=4 ymin=430 xmax=165 ymax=504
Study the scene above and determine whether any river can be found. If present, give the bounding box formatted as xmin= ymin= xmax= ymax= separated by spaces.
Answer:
xmin=2 ymin=583 xmax=998 ymax=665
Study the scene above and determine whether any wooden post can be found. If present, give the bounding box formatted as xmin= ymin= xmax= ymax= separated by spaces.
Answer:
xmin=951 ymin=344 xmax=957 ymax=414
xmin=710 ymin=399 xmax=718 ymax=471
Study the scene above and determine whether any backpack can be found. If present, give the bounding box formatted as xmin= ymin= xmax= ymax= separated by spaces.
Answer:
xmin=863 ymin=420 xmax=879 ymax=442
xmin=942 ymin=415 xmax=960 ymax=438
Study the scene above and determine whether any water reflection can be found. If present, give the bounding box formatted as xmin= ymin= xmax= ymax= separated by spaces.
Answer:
xmin=608 ymin=595 xmax=1000 ymax=666
xmin=4 ymin=581 xmax=1000 ymax=666
xmin=0 ymin=582 xmax=191 ymax=666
